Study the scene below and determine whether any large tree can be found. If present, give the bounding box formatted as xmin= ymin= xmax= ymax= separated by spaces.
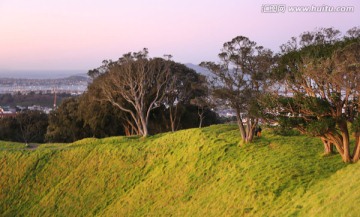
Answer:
xmin=89 ymin=49 xmax=170 ymax=137
xmin=17 ymin=110 xmax=48 ymax=144
xmin=46 ymin=98 xmax=91 ymax=143
xmin=79 ymin=78 xmax=129 ymax=137
xmin=190 ymin=78 xmax=214 ymax=128
xmin=201 ymin=36 xmax=274 ymax=143
xmin=269 ymin=27 xmax=360 ymax=162
xmin=163 ymin=63 xmax=207 ymax=131
xmin=0 ymin=111 xmax=48 ymax=144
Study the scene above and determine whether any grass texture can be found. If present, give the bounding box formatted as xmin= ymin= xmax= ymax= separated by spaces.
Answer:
xmin=0 ymin=124 xmax=357 ymax=216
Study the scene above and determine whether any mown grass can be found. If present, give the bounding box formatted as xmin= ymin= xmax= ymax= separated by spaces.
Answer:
xmin=0 ymin=124 xmax=357 ymax=216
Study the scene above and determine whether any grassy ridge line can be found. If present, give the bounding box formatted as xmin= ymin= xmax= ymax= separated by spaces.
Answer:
xmin=0 ymin=142 xmax=97 ymax=216
xmin=293 ymin=162 xmax=360 ymax=217
xmin=0 ymin=125 xmax=350 ymax=216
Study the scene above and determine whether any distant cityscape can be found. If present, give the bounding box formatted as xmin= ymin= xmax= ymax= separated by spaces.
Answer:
xmin=0 ymin=65 xmax=208 ymax=117
xmin=0 ymin=73 xmax=91 ymax=116
xmin=0 ymin=75 xmax=90 ymax=95
xmin=0 ymin=105 xmax=53 ymax=117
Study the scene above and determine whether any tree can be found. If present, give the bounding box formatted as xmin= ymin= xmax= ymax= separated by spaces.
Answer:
xmin=0 ymin=116 xmax=20 ymax=142
xmin=163 ymin=63 xmax=207 ymax=131
xmin=89 ymin=49 xmax=170 ymax=137
xmin=191 ymin=97 xmax=207 ymax=128
xmin=46 ymin=98 xmax=91 ymax=142
xmin=0 ymin=111 xmax=48 ymax=144
xmin=201 ymin=36 xmax=274 ymax=143
xmin=79 ymin=80 xmax=128 ymax=137
xmin=270 ymin=27 xmax=360 ymax=162
xmin=190 ymin=78 xmax=214 ymax=128
xmin=16 ymin=110 xmax=48 ymax=144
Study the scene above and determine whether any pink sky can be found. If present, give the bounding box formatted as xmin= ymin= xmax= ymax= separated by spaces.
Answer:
xmin=0 ymin=0 xmax=359 ymax=71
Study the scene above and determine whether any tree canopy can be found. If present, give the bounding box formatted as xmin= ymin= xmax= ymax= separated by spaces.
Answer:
xmin=201 ymin=36 xmax=275 ymax=143
xmin=268 ymin=27 xmax=360 ymax=162
xmin=89 ymin=49 xmax=171 ymax=137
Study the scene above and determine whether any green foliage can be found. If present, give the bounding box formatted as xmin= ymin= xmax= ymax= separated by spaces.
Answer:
xmin=271 ymin=126 xmax=301 ymax=136
xmin=275 ymin=95 xmax=337 ymax=137
xmin=1 ymin=124 xmax=356 ymax=216
xmin=79 ymin=92 xmax=125 ymax=138
xmin=352 ymin=116 xmax=360 ymax=133
xmin=202 ymin=35 xmax=275 ymax=143
xmin=268 ymin=31 xmax=360 ymax=162
xmin=46 ymin=98 xmax=92 ymax=142
xmin=86 ymin=51 xmax=216 ymax=137
xmin=0 ymin=110 xmax=48 ymax=143
xmin=300 ymin=96 xmax=332 ymax=116
xmin=305 ymin=117 xmax=336 ymax=136
xmin=16 ymin=110 xmax=49 ymax=143
xmin=0 ymin=117 xmax=20 ymax=142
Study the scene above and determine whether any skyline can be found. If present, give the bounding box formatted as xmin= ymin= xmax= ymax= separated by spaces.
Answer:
xmin=0 ymin=0 xmax=359 ymax=72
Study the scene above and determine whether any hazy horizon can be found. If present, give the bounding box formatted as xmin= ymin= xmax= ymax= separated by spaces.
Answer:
xmin=0 ymin=63 xmax=203 ymax=79
xmin=0 ymin=69 xmax=87 ymax=79
xmin=1 ymin=0 xmax=359 ymax=72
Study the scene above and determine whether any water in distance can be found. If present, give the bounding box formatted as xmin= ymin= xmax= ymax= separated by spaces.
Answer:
xmin=0 ymin=70 xmax=90 ymax=95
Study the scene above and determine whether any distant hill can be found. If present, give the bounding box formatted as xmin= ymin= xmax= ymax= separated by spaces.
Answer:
xmin=0 ymin=74 xmax=90 ymax=95
xmin=0 ymin=75 xmax=89 ymax=83
xmin=185 ymin=63 xmax=212 ymax=77
xmin=65 ymin=75 xmax=90 ymax=81
xmin=1 ymin=124 xmax=358 ymax=216
xmin=0 ymin=70 xmax=88 ymax=79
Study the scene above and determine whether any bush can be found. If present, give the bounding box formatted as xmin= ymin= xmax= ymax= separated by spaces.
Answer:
xmin=271 ymin=126 xmax=301 ymax=136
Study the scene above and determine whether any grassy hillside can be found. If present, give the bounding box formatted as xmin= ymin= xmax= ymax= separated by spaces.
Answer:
xmin=0 ymin=124 xmax=357 ymax=216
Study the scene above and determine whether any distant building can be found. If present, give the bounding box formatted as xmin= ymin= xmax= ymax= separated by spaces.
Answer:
xmin=27 ymin=105 xmax=53 ymax=114
xmin=28 ymin=105 xmax=42 ymax=111
xmin=0 ymin=106 xmax=17 ymax=118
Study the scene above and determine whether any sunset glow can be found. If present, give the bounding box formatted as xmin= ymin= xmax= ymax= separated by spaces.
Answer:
xmin=0 ymin=0 xmax=359 ymax=71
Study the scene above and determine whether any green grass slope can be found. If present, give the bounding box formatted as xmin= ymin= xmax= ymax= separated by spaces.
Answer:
xmin=0 ymin=125 xmax=357 ymax=216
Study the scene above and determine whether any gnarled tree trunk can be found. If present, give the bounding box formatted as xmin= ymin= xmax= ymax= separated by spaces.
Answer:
xmin=236 ymin=110 xmax=258 ymax=143
xmin=198 ymin=106 xmax=205 ymax=128
xmin=321 ymin=137 xmax=334 ymax=155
